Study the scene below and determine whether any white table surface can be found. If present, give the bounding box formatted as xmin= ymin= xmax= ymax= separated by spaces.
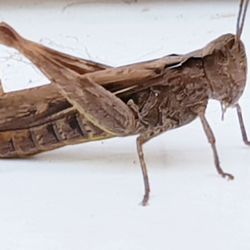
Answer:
xmin=0 ymin=1 xmax=250 ymax=250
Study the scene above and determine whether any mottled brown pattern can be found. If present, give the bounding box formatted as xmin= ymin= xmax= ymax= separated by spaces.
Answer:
xmin=0 ymin=0 xmax=248 ymax=205
xmin=0 ymin=110 xmax=111 ymax=157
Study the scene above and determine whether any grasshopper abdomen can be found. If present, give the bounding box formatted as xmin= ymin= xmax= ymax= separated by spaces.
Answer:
xmin=0 ymin=110 xmax=111 ymax=158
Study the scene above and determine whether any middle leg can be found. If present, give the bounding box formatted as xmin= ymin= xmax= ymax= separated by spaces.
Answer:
xmin=199 ymin=113 xmax=234 ymax=180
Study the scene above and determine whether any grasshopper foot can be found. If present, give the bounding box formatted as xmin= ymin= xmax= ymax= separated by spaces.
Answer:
xmin=141 ymin=192 xmax=150 ymax=206
xmin=220 ymin=172 xmax=234 ymax=180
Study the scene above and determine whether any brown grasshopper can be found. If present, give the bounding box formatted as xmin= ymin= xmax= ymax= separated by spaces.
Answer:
xmin=0 ymin=0 xmax=249 ymax=205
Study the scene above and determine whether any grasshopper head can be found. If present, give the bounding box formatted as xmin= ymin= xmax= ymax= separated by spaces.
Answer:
xmin=203 ymin=33 xmax=247 ymax=108
xmin=203 ymin=0 xmax=248 ymax=109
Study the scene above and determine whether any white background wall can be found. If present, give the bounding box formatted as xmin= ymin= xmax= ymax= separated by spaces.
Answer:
xmin=0 ymin=1 xmax=250 ymax=250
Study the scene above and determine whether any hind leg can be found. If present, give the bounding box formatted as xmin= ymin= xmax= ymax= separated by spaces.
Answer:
xmin=0 ymin=23 xmax=136 ymax=135
xmin=0 ymin=22 xmax=110 ymax=78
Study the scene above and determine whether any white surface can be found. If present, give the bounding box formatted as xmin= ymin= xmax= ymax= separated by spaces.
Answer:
xmin=0 ymin=1 xmax=250 ymax=250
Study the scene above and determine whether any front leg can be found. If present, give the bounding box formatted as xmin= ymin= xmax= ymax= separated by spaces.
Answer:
xmin=235 ymin=103 xmax=250 ymax=146
xmin=199 ymin=113 xmax=234 ymax=180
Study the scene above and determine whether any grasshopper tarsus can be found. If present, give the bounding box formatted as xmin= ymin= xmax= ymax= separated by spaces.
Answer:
xmin=213 ymin=149 xmax=235 ymax=180
xmin=141 ymin=193 xmax=150 ymax=207
xmin=220 ymin=172 xmax=234 ymax=181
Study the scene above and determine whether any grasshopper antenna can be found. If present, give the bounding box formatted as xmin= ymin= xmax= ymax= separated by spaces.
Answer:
xmin=236 ymin=0 xmax=249 ymax=41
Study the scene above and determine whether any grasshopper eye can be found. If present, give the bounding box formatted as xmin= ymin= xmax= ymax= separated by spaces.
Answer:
xmin=227 ymin=39 xmax=235 ymax=49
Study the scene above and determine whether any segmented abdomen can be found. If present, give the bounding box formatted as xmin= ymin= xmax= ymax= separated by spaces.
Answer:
xmin=0 ymin=109 xmax=112 ymax=158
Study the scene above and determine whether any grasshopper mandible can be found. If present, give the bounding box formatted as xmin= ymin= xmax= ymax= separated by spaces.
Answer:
xmin=0 ymin=0 xmax=249 ymax=205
